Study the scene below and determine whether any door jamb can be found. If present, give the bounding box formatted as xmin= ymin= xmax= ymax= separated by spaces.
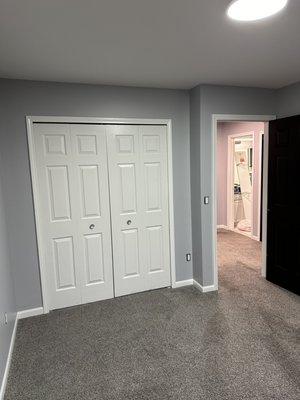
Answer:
xmin=212 ymin=114 xmax=276 ymax=288
xmin=227 ymin=130 xmax=255 ymax=238
xmin=26 ymin=116 xmax=176 ymax=313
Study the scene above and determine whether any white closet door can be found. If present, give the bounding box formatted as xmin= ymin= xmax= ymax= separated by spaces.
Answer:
xmin=106 ymin=125 xmax=171 ymax=296
xmin=70 ymin=125 xmax=114 ymax=304
xmin=33 ymin=124 xmax=114 ymax=310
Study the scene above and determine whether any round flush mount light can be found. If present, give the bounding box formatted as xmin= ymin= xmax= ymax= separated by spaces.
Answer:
xmin=227 ymin=0 xmax=288 ymax=21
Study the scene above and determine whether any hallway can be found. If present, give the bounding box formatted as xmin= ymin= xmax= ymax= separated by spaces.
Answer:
xmin=218 ymin=228 xmax=262 ymax=273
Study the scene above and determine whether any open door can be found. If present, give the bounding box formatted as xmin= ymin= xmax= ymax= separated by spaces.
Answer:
xmin=267 ymin=115 xmax=300 ymax=295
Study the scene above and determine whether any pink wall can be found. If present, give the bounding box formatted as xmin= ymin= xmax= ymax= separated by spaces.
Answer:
xmin=217 ymin=121 xmax=265 ymax=238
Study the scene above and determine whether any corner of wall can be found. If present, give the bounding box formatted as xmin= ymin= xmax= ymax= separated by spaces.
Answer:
xmin=0 ymin=153 xmax=17 ymax=399
xmin=189 ymin=85 xmax=203 ymax=285
xmin=276 ymin=81 xmax=300 ymax=118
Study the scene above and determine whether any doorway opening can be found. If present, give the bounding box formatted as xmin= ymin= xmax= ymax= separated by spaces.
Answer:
xmin=212 ymin=114 xmax=276 ymax=291
xmin=217 ymin=121 xmax=265 ymax=280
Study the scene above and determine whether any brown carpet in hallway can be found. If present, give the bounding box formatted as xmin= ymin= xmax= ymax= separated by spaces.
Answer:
xmin=217 ymin=228 xmax=262 ymax=273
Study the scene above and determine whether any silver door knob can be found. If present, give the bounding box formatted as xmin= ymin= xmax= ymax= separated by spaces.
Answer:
xmin=127 ymin=220 xmax=132 ymax=225
xmin=89 ymin=224 xmax=95 ymax=230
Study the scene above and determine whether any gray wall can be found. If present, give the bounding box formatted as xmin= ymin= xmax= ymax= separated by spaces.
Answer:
xmin=1 ymin=78 xmax=299 ymax=314
xmin=0 ymin=78 xmax=193 ymax=311
xmin=189 ymin=86 xmax=202 ymax=284
xmin=0 ymin=152 xmax=17 ymax=390
xmin=193 ymin=84 xmax=276 ymax=286
xmin=276 ymin=82 xmax=300 ymax=118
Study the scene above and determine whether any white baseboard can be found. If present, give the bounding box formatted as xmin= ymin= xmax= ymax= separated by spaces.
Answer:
xmin=0 ymin=316 xmax=18 ymax=400
xmin=193 ymin=280 xmax=218 ymax=293
xmin=174 ymin=279 xmax=218 ymax=292
xmin=0 ymin=307 xmax=44 ymax=399
xmin=17 ymin=307 xmax=44 ymax=320
xmin=172 ymin=279 xmax=193 ymax=288
xmin=251 ymin=235 xmax=260 ymax=242
xmin=217 ymin=225 xmax=228 ymax=230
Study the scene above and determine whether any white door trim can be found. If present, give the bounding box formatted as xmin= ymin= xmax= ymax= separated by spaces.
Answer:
xmin=212 ymin=114 xmax=276 ymax=290
xmin=256 ymin=130 xmax=264 ymax=243
xmin=227 ymin=129 xmax=265 ymax=242
xmin=226 ymin=130 xmax=254 ymax=234
xmin=26 ymin=116 xmax=176 ymax=313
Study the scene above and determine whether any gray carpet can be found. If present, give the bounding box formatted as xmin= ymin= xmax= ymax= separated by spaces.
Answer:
xmin=5 ymin=232 xmax=300 ymax=399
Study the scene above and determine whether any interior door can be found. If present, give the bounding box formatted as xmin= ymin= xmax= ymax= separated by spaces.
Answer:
xmin=106 ymin=125 xmax=171 ymax=296
xmin=267 ymin=115 xmax=300 ymax=295
xmin=33 ymin=123 xmax=114 ymax=310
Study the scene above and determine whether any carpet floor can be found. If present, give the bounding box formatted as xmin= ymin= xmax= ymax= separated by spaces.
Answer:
xmin=5 ymin=231 xmax=300 ymax=399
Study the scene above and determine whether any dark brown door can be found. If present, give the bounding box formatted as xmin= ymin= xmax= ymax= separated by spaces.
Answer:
xmin=267 ymin=115 xmax=300 ymax=295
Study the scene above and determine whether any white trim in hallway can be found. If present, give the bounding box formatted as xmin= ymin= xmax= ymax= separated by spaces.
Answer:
xmin=217 ymin=224 xmax=228 ymax=229
xmin=226 ymin=127 xmax=264 ymax=241
xmin=256 ymin=130 xmax=264 ymax=242
xmin=26 ymin=116 xmax=177 ymax=313
xmin=218 ymin=225 xmax=261 ymax=242
xmin=226 ymin=130 xmax=255 ymax=235
xmin=212 ymin=114 xmax=276 ymax=290
xmin=0 ymin=318 xmax=18 ymax=400
xmin=251 ymin=235 xmax=260 ymax=242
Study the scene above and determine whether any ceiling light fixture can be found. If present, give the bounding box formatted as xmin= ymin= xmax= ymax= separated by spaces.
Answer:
xmin=227 ymin=0 xmax=288 ymax=21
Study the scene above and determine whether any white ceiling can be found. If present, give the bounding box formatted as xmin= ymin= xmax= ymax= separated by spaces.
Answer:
xmin=0 ymin=0 xmax=299 ymax=89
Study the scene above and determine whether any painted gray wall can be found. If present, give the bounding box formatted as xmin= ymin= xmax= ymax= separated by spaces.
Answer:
xmin=189 ymin=86 xmax=202 ymax=284
xmin=0 ymin=152 xmax=17 ymax=391
xmin=0 ymin=78 xmax=193 ymax=311
xmin=1 ymin=78 xmax=299 ymax=314
xmin=276 ymin=82 xmax=300 ymax=118
xmin=192 ymin=84 xmax=276 ymax=286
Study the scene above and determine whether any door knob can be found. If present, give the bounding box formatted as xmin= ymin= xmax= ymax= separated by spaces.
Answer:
xmin=89 ymin=224 xmax=95 ymax=230
xmin=127 ymin=220 xmax=132 ymax=225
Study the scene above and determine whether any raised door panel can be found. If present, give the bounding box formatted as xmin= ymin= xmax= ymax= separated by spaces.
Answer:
xmin=143 ymin=135 xmax=160 ymax=154
xmin=146 ymin=225 xmax=164 ymax=273
xmin=118 ymin=164 xmax=137 ymax=214
xmin=84 ymin=233 xmax=105 ymax=284
xmin=145 ymin=162 xmax=162 ymax=212
xmin=76 ymin=135 xmax=98 ymax=155
xmin=45 ymin=232 xmax=81 ymax=309
xmin=79 ymin=165 xmax=101 ymax=219
xmin=116 ymin=135 xmax=135 ymax=154
xmin=53 ymin=236 xmax=76 ymax=289
xmin=122 ymin=229 xmax=140 ymax=278
xmin=44 ymin=134 xmax=67 ymax=155
xmin=47 ymin=166 xmax=72 ymax=221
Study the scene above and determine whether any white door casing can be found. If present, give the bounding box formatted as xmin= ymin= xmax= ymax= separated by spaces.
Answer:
xmin=33 ymin=123 xmax=114 ymax=310
xmin=106 ymin=125 xmax=171 ymax=296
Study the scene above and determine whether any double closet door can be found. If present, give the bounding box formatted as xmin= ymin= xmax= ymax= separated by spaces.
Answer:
xmin=32 ymin=123 xmax=171 ymax=311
